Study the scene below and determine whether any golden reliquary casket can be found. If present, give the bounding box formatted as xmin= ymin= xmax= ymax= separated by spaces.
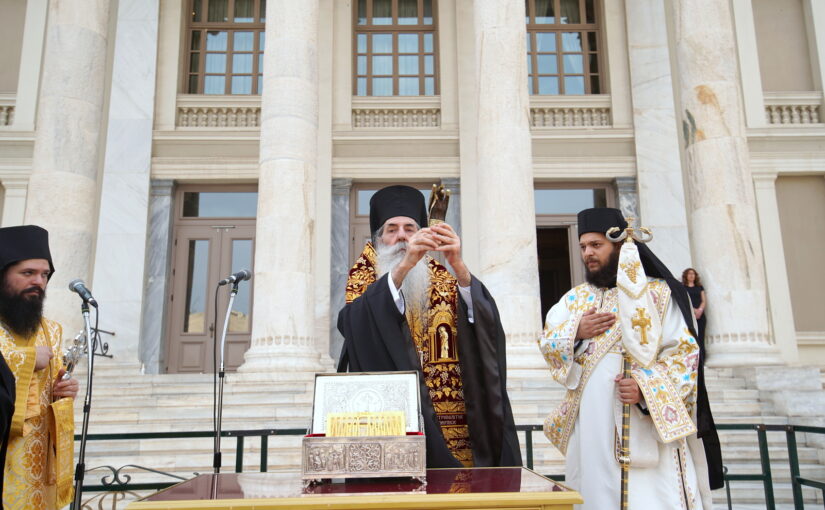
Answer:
xmin=301 ymin=371 xmax=427 ymax=485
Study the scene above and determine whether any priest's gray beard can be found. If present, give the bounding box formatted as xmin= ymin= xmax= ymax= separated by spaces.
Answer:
xmin=375 ymin=238 xmax=430 ymax=319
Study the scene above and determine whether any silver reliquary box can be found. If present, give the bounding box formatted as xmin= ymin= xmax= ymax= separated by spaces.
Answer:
xmin=301 ymin=371 xmax=426 ymax=483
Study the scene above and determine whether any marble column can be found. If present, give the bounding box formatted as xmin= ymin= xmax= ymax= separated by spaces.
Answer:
xmin=1 ymin=178 xmax=29 ymax=227
xmin=25 ymin=0 xmax=112 ymax=334
xmin=625 ymin=0 xmax=691 ymax=274
xmin=440 ymin=177 xmax=461 ymax=237
xmin=329 ymin=179 xmax=352 ymax=363
xmin=139 ymin=180 xmax=175 ymax=374
xmin=615 ymin=177 xmax=639 ymax=221
xmin=473 ymin=0 xmax=543 ymax=371
xmin=672 ymin=0 xmax=781 ymax=366
xmin=238 ymin=0 xmax=325 ymax=378
xmin=92 ymin=0 xmax=160 ymax=368
xmin=12 ymin=0 xmax=48 ymax=131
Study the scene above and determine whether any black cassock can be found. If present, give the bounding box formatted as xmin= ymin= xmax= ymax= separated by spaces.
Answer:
xmin=337 ymin=273 xmax=522 ymax=469
xmin=0 ymin=353 xmax=15 ymax=501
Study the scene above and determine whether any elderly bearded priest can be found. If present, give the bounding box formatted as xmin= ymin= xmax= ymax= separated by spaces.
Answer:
xmin=538 ymin=208 xmax=723 ymax=510
xmin=0 ymin=226 xmax=77 ymax=509
xmin=337 ymin=185 xmax=521 ymax=468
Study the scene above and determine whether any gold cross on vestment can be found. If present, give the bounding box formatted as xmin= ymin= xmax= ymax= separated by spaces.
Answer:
xmin=631 ymin=307 xmax=652 ymax=345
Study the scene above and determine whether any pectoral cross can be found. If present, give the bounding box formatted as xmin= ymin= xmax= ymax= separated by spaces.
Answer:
xmin=631 ymin=307 xmax=651 ymax=345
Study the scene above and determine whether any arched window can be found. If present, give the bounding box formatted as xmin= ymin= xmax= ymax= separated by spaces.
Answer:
xmin=526 ymin=0 xmax=602 ymax=95
xmin=353 ymin=0 xmax=439 ymax=96
xmin=185 ymin=0 xmax=266 ymax=95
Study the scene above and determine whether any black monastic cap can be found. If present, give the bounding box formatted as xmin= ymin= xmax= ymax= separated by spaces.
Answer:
xmin=577 ymin=207 xmax=627 ymax=238
xmin=369 ymin=185 xmax=428 ymax=234
xmin=0 ymin=225 xmax=55 ymax=276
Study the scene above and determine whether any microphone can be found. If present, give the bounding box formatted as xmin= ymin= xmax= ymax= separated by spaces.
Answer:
xmin=218 ymin=269 xmax=252 ymax=286
xmin=68 ymin=279 xmax=98 ymax=307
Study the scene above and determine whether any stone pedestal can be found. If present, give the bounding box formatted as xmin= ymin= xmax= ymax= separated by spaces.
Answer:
xmin=672 ymin=0 xmax=780 ymax=366
xmin=238 ymin=0 xmax=326 ymax=378
xmin=25 ymin=0 xmax=112 ymax=334
xmin=625 ymin=0 xmax=691 ymax=274
xmin=473 ymin=0 xmax=543 ymax=370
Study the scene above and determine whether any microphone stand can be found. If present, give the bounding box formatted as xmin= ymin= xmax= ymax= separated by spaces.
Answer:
xmin=72 ymin=301 xmax=96 ymax=510
xmin=213 ymin=281 xmax=240 ymax=474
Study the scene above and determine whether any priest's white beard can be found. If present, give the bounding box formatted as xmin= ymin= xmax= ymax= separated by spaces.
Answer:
xmin=375 ymin=239 xmax=430 ymax=319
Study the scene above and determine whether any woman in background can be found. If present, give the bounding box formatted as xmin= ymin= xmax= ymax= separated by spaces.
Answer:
xmin=682 ymin=268 xmax=707 ymax=360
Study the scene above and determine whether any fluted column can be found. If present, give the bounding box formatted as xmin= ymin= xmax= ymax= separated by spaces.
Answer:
xmin=672 ymin=0 xmax=781 ymax=366
xmin=238 ymin=0 xmax=325 ymax=377
xmin=25 ymin=0 xmax=112 ymax=334
xmin=625 ymin=0 xmax=691 ymax=274
xmin=473 ymin=0 xmax=542 ymax=370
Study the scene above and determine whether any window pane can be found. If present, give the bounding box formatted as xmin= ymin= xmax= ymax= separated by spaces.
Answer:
xmin=233 ymin=53 xmax=252 ymax=73
xmin=537 ymin=54 xmax=557 ymax=74
xmin=526 ymin=32 xmax=531 ymax=51
xmin=527 ymin=54 xmax=532 ymax=74
xmin=425 ymin=55 xmax=434 ymax=74
xmin=182 ymin=192 xmax=259 ymax=217
xmin=231 ymin=75 xmax=252 ymax=94
xmin=536 ymin=32 xmax=556 ymax=52
xmin=188 ymin=75 xmax=199 ymax=93
xmin=424 ymin=77 xmax=434 ymax=95
xmin=190 ymin=53 xmax=200 ymax=72
xmin=589 ymin=53 xmax=598 ymax=73
xmin=206 ymin=53 xmax=226 ymax=73
xmin=424 ymin=33 xmax=433 ymax=52
xmin=528 ymin=77 xmax=534 ymax=95
xmin=372 ymin=77 xmax=392 ymax=95
xmin=372 ymin=34 xmax=392 ymax=53
xmin=234 ymin=0 xmax=253 ymax=22
xmin=228 ymin=239 xmax=253 ymax=332
xmin=234 ymin=31 xmax=253 ymax=51
xmin=587 ymin=32 xmax=597 ymax=52
xmin=257 ymin=74 xmax=263 ymax=93
xmin=357 ymin=55 xmax=367 ymax=75
xmin=564 ymin=76 xmax=585 ymax=94
xmin=562 ymin=32 xmax=582 ymax=52
xmin=399 ymin=0 xmax=418 ymax=25
xmin=535 ymin=0 xmax=555 ymax=23
xmin=207 ymin=0 xmax=228 ymax=22
xmin=398 ymin=33 xmax=419 ymax=53
xmin=372 ymin=0 xmax=391 ymax=25
xmin=534 ymin=189 xmax=598 ymax=214
xmin=590 ymin=74 xmax=600 ymax=94
xmin=259 ymin=31 xmax=265 ymax=50
xmin=357 ymin=33 xmax=367 ymax=53
xmin=399 ymin=55 xmax=418 ymax=74
xmin=258 ymin=54 xmax=263 ymax=73
xmin=585 ymin=0 xmax=595 ymax=23
xmin=538 ymin=76 xmax=559 ymax=94
xmin=191 ymin=31 xmax=202 ymax=50
xmin=423 ymin=0 xmax=433 ymax=24
xmin=183 ymin=240 xmax=209 ymax=333
xmin=192 ymin=0 xmax=202 ymax=22
xmin=399 ymin=77 xmax=419 ymax=95
xmin=206 ymin=31 xmax=227 ymax=51
xmin=204 ymin=76 xmax=225 ymax=94
xmin=560 ymin=0 xmax=581 ymax=24
xmin=260 ymin=0 xmax=266 ymax=22
xmin=563 ymin=54 xmax=582 ymax=73
xmin=357 ymin=77 xmax=367 ymax=96
xmin=357 ymin=0 xmax=367 ymax=25
xmin=372 ymin=55 xmax=392 ymax=75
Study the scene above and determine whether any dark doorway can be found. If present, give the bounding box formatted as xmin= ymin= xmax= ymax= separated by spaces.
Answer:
xmin=537 ymin=227 xmax=572 ymax=320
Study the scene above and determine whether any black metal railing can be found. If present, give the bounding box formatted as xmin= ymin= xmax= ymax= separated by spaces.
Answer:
xmin=74 ymin=423 xmax=825 ymax=509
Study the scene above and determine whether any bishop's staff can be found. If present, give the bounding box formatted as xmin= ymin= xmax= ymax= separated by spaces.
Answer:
xmin=606 ymin=218 xmax=655 ymax=510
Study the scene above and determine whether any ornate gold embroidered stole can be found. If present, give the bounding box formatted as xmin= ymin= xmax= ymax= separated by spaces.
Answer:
xmin=346 ymin=243 xmax=473 ymax=465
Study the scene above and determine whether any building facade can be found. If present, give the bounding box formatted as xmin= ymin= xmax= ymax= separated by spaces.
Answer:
xmin=0 ymin=0 xmax=824 ymax=379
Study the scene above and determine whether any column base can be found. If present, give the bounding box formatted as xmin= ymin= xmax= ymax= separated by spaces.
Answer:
xmin=504 ymin=331 xmax=547 ymax=371
xmin=236 ymin=335 xmax=332 ymax=380
xmin=705 ymin=334 xmax=783 ymax=367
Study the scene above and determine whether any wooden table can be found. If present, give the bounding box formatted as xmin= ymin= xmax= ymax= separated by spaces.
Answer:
xmin=126 ymin=467 xmax=582 ymax=510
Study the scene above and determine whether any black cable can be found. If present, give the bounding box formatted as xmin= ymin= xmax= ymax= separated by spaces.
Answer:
xmin=212 ymin=284 xmax=220 ymax=466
